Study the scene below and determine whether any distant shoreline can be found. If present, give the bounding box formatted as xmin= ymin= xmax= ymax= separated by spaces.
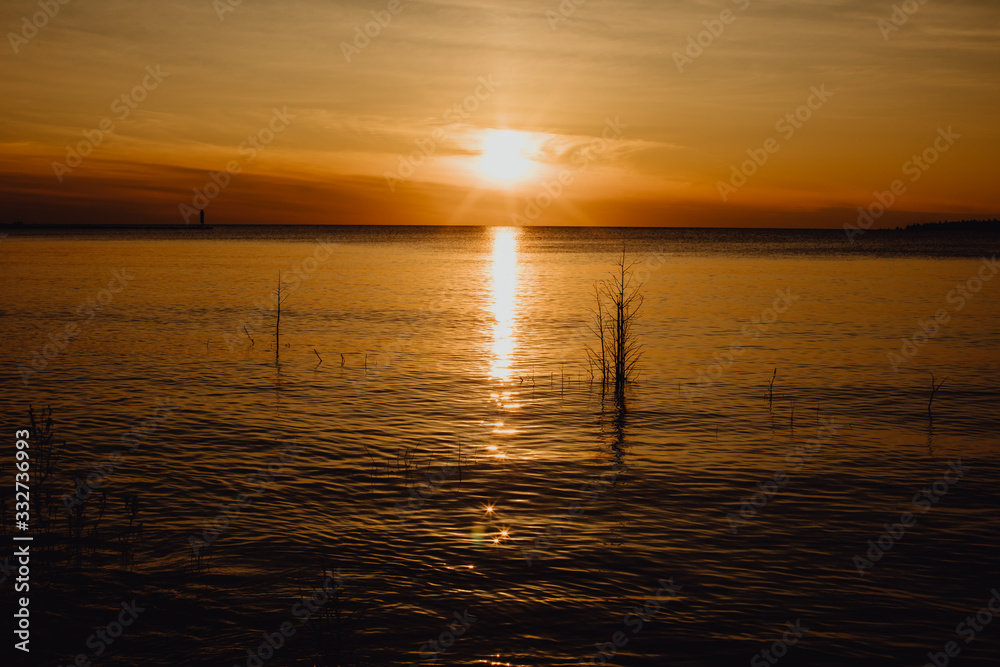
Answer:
xmin=890 ymin=218 xmax=998 ymax=233
xmin=0 ymin=224 xmax=212 ymax=230
xmin=0 ymin=219 xmax=995 ymax=232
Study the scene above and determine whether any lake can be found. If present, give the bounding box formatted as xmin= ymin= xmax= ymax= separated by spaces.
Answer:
xmin=1 ymin=225 xmax=998 ymax=666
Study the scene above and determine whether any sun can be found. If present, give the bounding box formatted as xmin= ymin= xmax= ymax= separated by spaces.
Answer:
xmin=478 ymin=130 xmax=533 ymax=183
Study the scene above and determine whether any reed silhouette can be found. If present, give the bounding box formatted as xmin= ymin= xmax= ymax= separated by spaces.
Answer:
xmin=2 ymin=406 xmax=144 ymax=571
xmin=586 ymin=244 xmax=644 ymax=408
xmin=766 ymin=368 xmax=777 ymax=409
xmin=927 ymin=372 xmax=947 ymax=420
xmin=274 ymin=271 xmax=290 ymax=365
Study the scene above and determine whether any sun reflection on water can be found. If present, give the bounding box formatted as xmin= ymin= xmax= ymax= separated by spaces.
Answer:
xmin=483 ymin=227 xmax=521 ymax=462
xmin=489 ymin=227 xmax=519 ymax=382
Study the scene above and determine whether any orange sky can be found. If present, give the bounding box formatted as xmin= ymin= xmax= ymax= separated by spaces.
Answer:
xmin=1 ymin=0 xmax=998 ymax=227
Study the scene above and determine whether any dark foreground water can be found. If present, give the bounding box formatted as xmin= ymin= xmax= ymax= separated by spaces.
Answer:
xmin=1 ymin=225 xmax=999 ymax=666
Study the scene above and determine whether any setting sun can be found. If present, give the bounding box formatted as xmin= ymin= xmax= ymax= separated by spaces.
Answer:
xmin=478 ymin=130 xmax=534 ymax=184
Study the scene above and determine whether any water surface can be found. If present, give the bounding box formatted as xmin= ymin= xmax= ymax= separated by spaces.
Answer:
xmin=1 ymin=226 xmax=998 ymax=666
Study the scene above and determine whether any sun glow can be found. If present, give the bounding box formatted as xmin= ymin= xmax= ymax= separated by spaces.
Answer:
xmin=478 ymin=130 xmax=534 ymax=184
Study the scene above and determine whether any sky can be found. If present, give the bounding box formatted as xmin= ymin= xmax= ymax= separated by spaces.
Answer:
xmin=1 ymin=0 xmax=998 ymax=227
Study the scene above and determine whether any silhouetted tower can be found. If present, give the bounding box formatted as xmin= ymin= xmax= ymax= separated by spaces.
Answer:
xmin=200 ymin=209 xmax=205 ymax=226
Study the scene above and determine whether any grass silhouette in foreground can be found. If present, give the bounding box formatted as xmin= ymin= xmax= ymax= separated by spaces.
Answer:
xmin=1 ymin=407 xmax=144 ymax=571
